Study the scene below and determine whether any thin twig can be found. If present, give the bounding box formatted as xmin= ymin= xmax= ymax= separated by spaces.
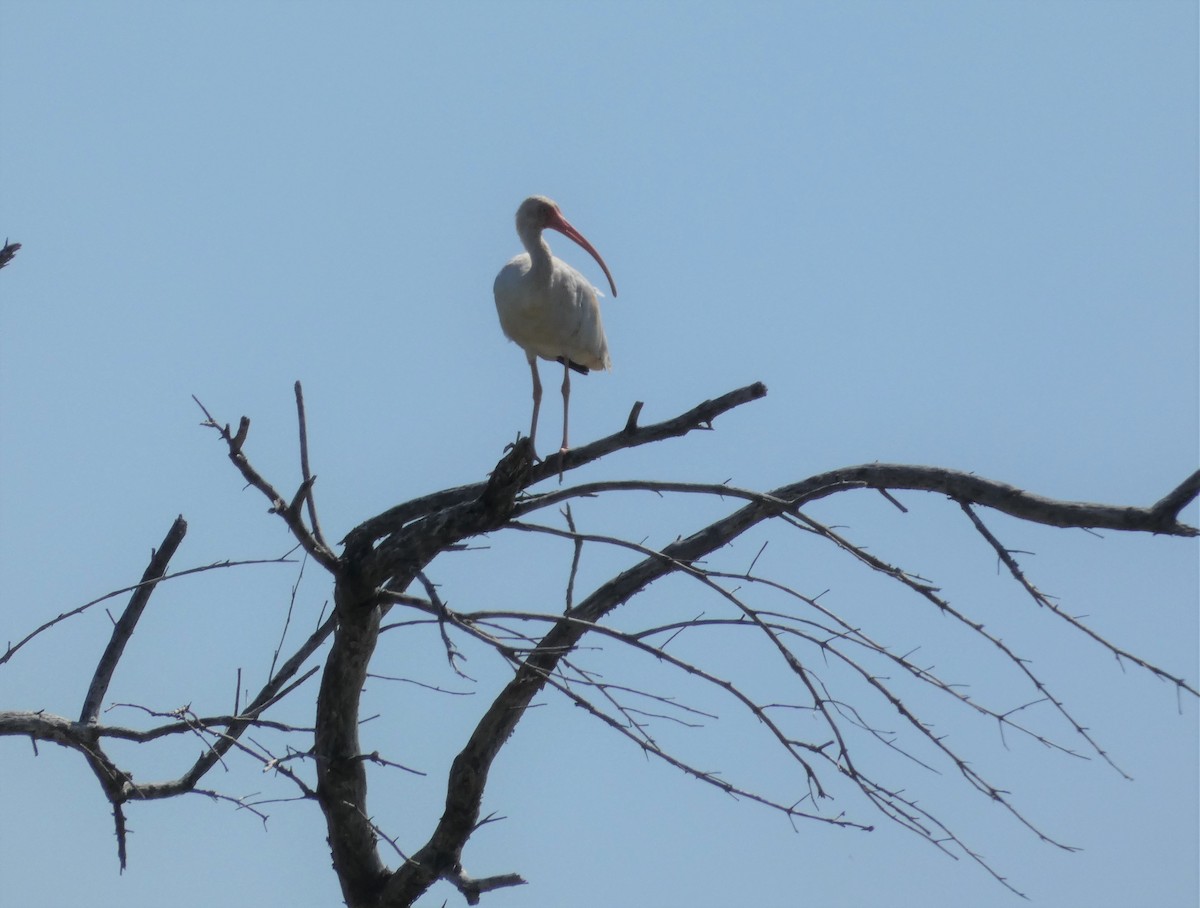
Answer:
xmin=562 ymin=503 xmax=583 ymax=614
xmin=960 ymin=502 xmax=1198 ymax=697
xmin=293 ymin=381 xmax=329 ymax=550
xmin=269 ymin=552 xmax=308 ymax=682
xmin=3 ymin=555 xmax=292 ymax=667
xmin=192 ymin=395 xmax=340 ymax=572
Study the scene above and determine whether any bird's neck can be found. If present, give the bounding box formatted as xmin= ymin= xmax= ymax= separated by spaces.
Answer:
xmin=519 ymin=227 xmax=554 ymax=281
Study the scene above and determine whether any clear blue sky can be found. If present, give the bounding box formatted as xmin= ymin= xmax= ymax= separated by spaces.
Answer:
xmin=2 ymin=3 xmax=1196 ymax=907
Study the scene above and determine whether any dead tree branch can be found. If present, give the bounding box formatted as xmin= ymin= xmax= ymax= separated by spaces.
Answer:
xmin=4 ymin=381 xmax=1194 ymax=907
xmin=340 ymin=381 xmax=768 ymax=558
xmin=80 ymin=516 xmax=188 ymax=724
xmin=192 ymin=395 xmax=340 ymax=573
xmin=0 ymin=238 xmax=20 ymax=270
xmin=382 ymin=454 xmax=1195 ymax=904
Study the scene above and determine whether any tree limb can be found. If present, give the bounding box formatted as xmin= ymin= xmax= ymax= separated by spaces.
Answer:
xmin=340 ymin=382 xmax=768 ymax=557
xmin=783 ymin=464 xmax=1198 ymax=537
xmin=383 ymin=458 xmax=1197 ymax=904
xmin=193 ymin=396 xmax=340 ymax=573
xmin=80 ymin=516 xmax=188 ymax=724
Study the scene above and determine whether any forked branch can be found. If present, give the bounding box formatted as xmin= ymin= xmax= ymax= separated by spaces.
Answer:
xmin=383 ymin=454 xmax=1196 ymax=904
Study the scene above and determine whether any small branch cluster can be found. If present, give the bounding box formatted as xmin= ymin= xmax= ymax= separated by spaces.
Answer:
xmin=0 ymin=238 xmax=20 ymax=270
xmin=2 ymin=387 xmax=342 ymax=871
xmin=0 ymin=514 xmax=322 ymax=868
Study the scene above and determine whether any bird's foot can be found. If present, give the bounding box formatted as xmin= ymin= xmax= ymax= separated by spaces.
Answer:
xmin=503 ymin=434 xmax=540 ymax=464
xmin=506 ymin=432 xmax=542 ymax=464
xmin=557 ymin=446 xmax=570 ymax=482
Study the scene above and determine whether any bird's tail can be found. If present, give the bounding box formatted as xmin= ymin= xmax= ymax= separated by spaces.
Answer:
xmin=556 ymin=356 xmax=591 ymax=375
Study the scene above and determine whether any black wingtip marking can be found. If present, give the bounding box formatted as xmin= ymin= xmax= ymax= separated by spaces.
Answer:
xmin=556 ymin=356 xmax=591 ymax=375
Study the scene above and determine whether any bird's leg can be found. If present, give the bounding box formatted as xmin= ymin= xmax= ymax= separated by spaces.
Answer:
xmin=527 ymin=356 xmax=543 ymax=459
xmin=560 ymin=359 xmax=572 ymax=454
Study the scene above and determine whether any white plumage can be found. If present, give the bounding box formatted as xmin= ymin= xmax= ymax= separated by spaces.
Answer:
xmin=494 ymin=196 xmax=617 ymax=456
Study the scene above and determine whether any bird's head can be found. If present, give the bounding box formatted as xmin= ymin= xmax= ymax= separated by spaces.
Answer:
xmin=516 ymin=196 xmax=618 ymax=298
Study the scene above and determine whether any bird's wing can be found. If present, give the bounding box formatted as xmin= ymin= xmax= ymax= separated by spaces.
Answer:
xmin=494 ymin=256 xmax=611 ymax=372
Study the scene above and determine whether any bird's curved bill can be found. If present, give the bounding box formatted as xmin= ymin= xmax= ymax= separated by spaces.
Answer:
xmin=547 ymin=211 xmax=618 ymax=298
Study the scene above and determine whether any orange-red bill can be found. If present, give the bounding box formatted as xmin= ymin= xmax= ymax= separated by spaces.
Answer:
xmin=546 ymin=210 xmax=618 ymax=298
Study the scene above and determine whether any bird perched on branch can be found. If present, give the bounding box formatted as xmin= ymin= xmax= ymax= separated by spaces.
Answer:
xmin=494 ymin=196 xmax=618 ymax=458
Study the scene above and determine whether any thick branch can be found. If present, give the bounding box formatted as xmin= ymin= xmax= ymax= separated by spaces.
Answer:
xmin=340 ymin=382 xmax=767 ymax=557
xmin=782 ymin=464 xmax=1198 ymax=536
xmin=316 ymin=440 xmax=536 ymax=907
xmin=1151 ymin=468 xmax=1200 ymax=527
xmin=80 ymin=516 xmax=188 ymax=724
xmin=445 ymin=867 xmax=527 ymax=906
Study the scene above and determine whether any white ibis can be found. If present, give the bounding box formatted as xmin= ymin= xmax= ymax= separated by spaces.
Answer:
xmin=494 ymin=196 xmax=618 ymax=457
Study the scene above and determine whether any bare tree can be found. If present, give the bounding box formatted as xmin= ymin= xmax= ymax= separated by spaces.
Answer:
xmin=2 ymin=379 xmax=1196 ymax=907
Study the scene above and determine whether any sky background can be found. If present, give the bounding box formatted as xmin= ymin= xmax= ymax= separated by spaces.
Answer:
xmin=1 ymin=3 xmax=1197 ymax=907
